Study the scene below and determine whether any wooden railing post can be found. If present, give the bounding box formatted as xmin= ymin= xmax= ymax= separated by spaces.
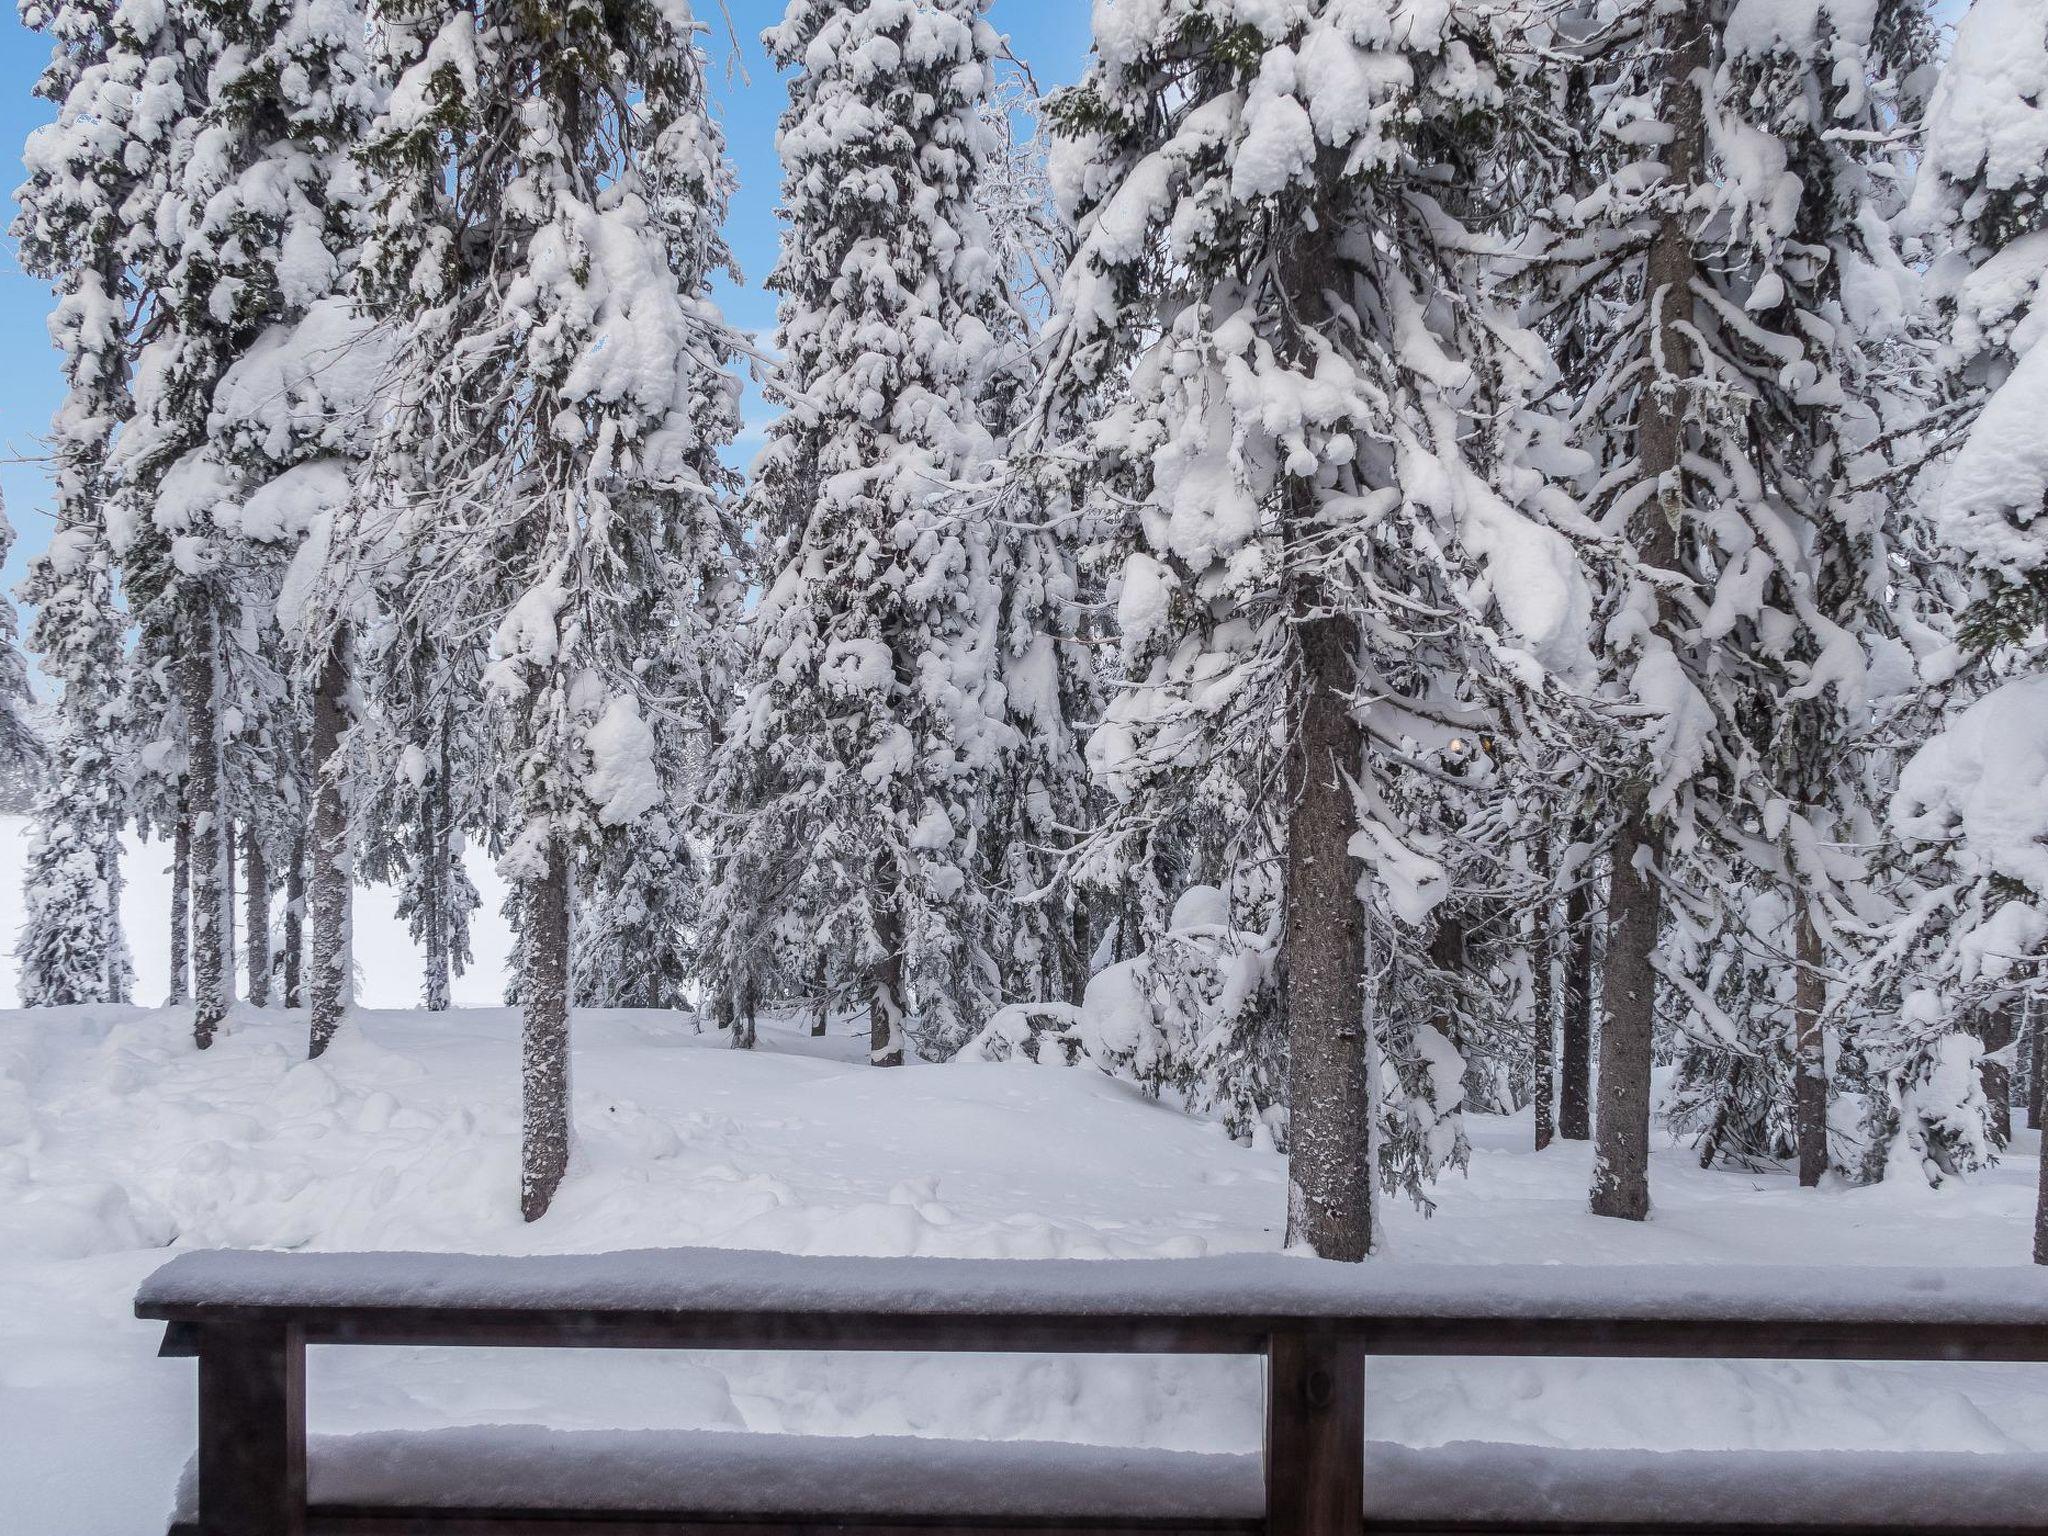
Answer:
xmin=1265 ymin=1328 xmax=1363 ymax=1536
xmin=197 ymin=1320 xmax=306 ymax=1536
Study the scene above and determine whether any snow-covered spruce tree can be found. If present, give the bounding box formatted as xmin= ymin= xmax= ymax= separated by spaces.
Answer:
xmin=12 ymin=0 xmax=166 ymax=1009
xmin=101 ymin=0 xmax=376 ymax=1050
xmin=703 ymin=0 xmax=1080 ymax=1063
xmin=359 ymin=0 xmax=742 ymax=1219
xmin=1043 ymin=0 xmax=1597 ymax=1257
xmin=575 ymin=71 xmax=744 ymax=1016
xmin=1859 ymin=0 xmax=2048 ymax=1208
xmin=1531 ymin=0 xmax=1932 ymax=1213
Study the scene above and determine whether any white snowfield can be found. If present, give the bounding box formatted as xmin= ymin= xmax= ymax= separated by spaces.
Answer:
xmin=137 ymin=1245 xmax=2048 ymax=1330
xmin=11 ymin=1002 xmax=2048 ymax=1533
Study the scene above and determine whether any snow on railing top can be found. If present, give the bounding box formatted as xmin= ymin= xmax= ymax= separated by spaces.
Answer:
xmin=135 ymin=1246 xmax=2048 ymax=1327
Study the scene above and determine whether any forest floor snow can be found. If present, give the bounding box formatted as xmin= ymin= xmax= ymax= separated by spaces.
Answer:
xmin=5 ymin=1001 xmax=2048 ymax=1533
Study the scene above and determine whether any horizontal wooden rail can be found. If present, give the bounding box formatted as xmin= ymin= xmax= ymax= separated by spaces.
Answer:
xmin=138 ymin=1249 xmax=2048 ymax=1536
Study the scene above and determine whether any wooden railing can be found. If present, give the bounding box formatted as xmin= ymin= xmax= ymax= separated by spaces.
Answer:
xmin=135 ymin=1249 xmax=2048 ymax=1536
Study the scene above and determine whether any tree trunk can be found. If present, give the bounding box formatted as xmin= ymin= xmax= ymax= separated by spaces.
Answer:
xmin=1560 ymin=841 xmax=1595 ymax=1141
xmin=1794 ymin=895 xmax=1827 ymax=1185
xmin=1594 ymin=814 xmax=1658 ymax=1220
xmin=1981 ymin=994 xmax=2018 ymax=1150
xmin=169 ymin=811 xmax=191 ymax=1008
xmin=2028 ymin=992 xmax=2043 ymax=1132
xmin=181 ymin=604 xmax=231 ymax=1049
xmin=2035 ymin=1099 xmax=2048 ymax=1264
xmin=521 ymin=847 xmax=572 ymax=1222
xmin=1273 ymin=152 xmax=1372 ymax=1262
xmin=870 ymin=893 xmax=907 ymax=1067
xmin=283 ymin=835 xmax=304 ymax=1010
xmin=1533 ymin=898 xmax=1556 ymax=1152
xmin=734 ymin=971 xmax=759 ymax=1051
xmin=307 ymin=642 xmax=351 ymax=1058
xmin=1281 ymin=604 xmax=1372 ymax=1261
xmin=1590 ymin=11 xmax=1705 ymax=1223
xmin=245 ymin=832 xmax=270 ymax=1008
xmin=421 ymin=744 xmax=450 ymax=1012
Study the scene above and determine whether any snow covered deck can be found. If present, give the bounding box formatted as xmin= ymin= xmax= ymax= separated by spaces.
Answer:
xmin=138 ymin=1245 xmax=2048 ymax=1358
xmin=143 ymin=1247 xmax=2048 ymax=1535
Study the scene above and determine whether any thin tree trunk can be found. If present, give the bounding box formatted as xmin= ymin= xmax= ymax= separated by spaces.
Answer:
xmin=2028 ymin=992 xmax=2043 ymax=1132
xmin=308 ymin=642 xmax=350 ymax=1058
xmin=1794 ymin=895 xmax=1827 ymax=1185
xmin=870 ymin=894 xmax=906 ymax=1067
xmin=1561 ymin=840 xmax=1595 ymax=1141
xmin=2035 ymin=1100 xmax=2048 ymax=1263
xmin=181 ymin=604 xmax=231 ymax=1049
xmin=1981 ymin=994 xmax=2018 ymax=1150
xmin=1533 ymin=897 xmax=1556 ymax=1152
xmin=521 ymin=847 xmax=572 ymax=1222
xmin=1591 ymin=11 xmax=1705 ymax=1223
xmin=225 ymin=819 xmax=236 ymax=1008
xmin=245 ymin=832 xmax=270 ymax=1008
xmin=169 ymin=811 xmax=191 ymax=1007
xmin=734 ymin=971 xmax=758 ymax=1051
xmin=283 ymin=835 xmax=304 ymax=1010
xmin=421 ymin=745 xmax=450 ymax=1012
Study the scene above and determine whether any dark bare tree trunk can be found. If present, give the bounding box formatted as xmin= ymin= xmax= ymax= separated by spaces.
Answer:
xmin=734 ymin=970 xmax=759 ymax=1050
xmin=2029 ymin=992 xmax=2043 ymax=1132
xmin=1594 ymin=815 xmax=1659 ymax=1220
xmin=169 ymin=810 xmax=191 ymax=1007
xmin=1981 ymin=994 xmax=2018 ymax=1150
xmin=245 ymin=832 xmax=270 ymax=1008
xmin=2035 ymin=1103 xmax=2048 ymax=1264
xmin=1533 ymin=897 xmax=1556 ymax=1152
xmin=521 ymin=846 xmax=572 ymax=1222
xmin=1275 ymin=158 xmax=1372 ymax=1263
xmin=811 ymin=969 xmax=829 ymax=1037
xmin=307 ymin=643 xmax=350 ymax=1058
xmin=1794 ymin=896 xmax=1827 ymax=1185
xmin=1591 ymin=12 xmax=1705 ymax=1223
xmin=1560 ymin=840 xmax=1595 ymax=1141
xmin=181 ymin=605 xmax=231 ymax=1049
xmin=870 ymin=892 xmax=906 ymax=1067
xmin=421 ymin=744 xmax=451 ymax=1012
xmin=1281 ymin=603 xmax=1372 ymax=1261
xmin=283 ymin=835 xmax=304 ymax=1010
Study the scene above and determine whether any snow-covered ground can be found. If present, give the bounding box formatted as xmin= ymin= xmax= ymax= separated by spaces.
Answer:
xmin=5 ymin=1000 xmax=2048 ymax=1533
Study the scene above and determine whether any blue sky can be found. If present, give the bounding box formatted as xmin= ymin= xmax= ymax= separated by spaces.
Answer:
xmin=0 ymin=0 xmax=1094 ymax=688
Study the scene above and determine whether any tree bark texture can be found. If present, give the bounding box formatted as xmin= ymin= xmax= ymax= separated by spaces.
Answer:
xmin=521 ymin=847 xmax=572 ymax=1222
xmin=1561 ymin=845 xmax=1595 ymax=1142
xmin=1794 ymin=896 xmax=1827 ymax=1186
xmin=307 ymin=643 xmax=350 ymax=1059
xmin=181 ymin=604 xmax=231 ymax=1049
xmin=245 ymin=832 xmax=270 ymax=1009
xmin=1282 ymin=603 xmax=1372 ymax=1261
xmin=1981 ymin=994 xmax=2018 ymax=1150
xmin=169 ymin=812 xmax=191 ymax=1008
xmin=2028 ymin=992 xmax=2043 ymax=1132
xmin=283 ymin=835 xmax=304 ymax=1011
xmin=1591 ymin=11 xmax=1705 ymax=1223
xmin=1533 ymin=900 xmax=1556 ymax=1151
xmin=420 ymin=740 xmax=451 ymax=1012
xmin=870 ymin=893 xmax=906 ymax=1067
xmin=2036 ymin=1103 xmax=2048 ymax=1264
xmin=1276 ymin=154 xmax=1372 ymax=1263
